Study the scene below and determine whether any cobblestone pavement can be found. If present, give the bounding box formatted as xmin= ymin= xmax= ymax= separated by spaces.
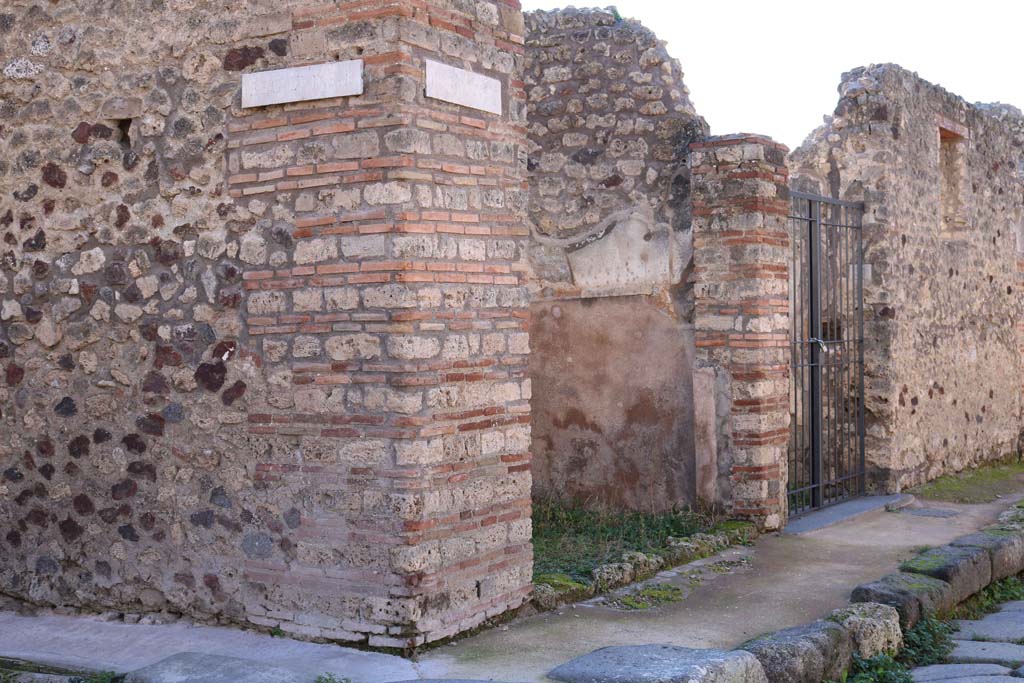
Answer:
xmin=912 ymin=601 xmax=1024 ymax=681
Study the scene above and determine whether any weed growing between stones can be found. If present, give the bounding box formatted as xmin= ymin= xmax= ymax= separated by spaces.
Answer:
xmin=612 ymin=583 xmax=684 ymax=610
xmin=950 ymin=575 xmax=1024 ymax=620
xmin=836 ymin=654 xmax=914 ymax=683
xmin=314 ymin=675 xmax=350 ymax=683
xmin=826 ymin=615 xmax=951 ymax=683
xmin=896 ymin=615 xmax=955 ymax=667
xmin=531 ymin=499 xmax=717 ymax=580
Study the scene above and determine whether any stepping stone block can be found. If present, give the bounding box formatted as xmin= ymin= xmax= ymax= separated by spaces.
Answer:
xmin=948 ymin=640 xmax=1024 ymax=667
xmin=740 ymin=620 xmax=852 ymax=683
xmin=900 ymin=546 xmax=991 ymax=604
xmin=950 ymin=530 xmax=1024 ymax=581
xmin=912 ymin=663 xmax=1012 ymax=681
xmin=548 ymin=645 xmax=768 ymax=683
xmin=851 ymin=572 xmax=956 ymax=629
xmin=955 ymin=609 xmax=1024 ymax=642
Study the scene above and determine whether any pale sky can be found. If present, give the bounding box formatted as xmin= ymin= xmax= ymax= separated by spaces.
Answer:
xmin=520 ymin=0 xmax=1024 ymax=150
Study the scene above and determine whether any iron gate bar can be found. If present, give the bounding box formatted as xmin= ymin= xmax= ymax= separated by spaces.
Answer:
xmin=787 ymin=191 xmax=866 ymax=516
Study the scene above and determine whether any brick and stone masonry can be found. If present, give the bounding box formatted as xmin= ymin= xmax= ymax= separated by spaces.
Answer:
xmin=690 ymin=135 xmax=791 ymax=530
xmin=0 ymin=0 xmax=531 ymax=647
xmin=523 ymin=7 xmax=710 ymax=512
xmin=790 ymin=65 xmax=1024 ymax=491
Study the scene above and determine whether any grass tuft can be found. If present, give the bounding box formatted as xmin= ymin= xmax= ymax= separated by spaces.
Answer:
xmin=531 ymin=498 xmax=716 ymax=580
xmin=951 ymin=575 xmax=1024 ymax=620
xmin=910 ymin=460 xmax=1024 ymax=504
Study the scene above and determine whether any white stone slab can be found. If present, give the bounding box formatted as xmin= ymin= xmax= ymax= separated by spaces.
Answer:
xmin=241 ymin=60 xmax=363 ymax=109
xmin=424 ymin=59 xmax=502 ymax=115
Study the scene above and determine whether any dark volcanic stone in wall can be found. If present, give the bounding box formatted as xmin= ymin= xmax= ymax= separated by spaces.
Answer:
xmin=524 ymin=7 xmax=708 ymax=245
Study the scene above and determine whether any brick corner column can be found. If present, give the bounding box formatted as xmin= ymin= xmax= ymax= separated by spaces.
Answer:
xmin=230 ymin=0 xmax=531 ymax=649
xmin=690 ymin=134 xmax=791 ymax=531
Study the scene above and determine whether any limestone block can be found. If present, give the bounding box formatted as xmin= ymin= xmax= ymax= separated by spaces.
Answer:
xmin=900 ymin=545 xmax=992 ymax=604
xmin=829 ymin=603 xmax=902 ymax=658
xmin=951 ymin=530 xmax=1024 ymax=581
xmin=293 ymin=237 xmax=338 ymax=264
xmin=549 ymin=645 xmax=768 ymax=683
xmin=850 ymin=572 xmax=956 ymax=629
xmin=740 ymin=620 xmax=852 ymax=683
xmin=325 ymin=334 xmax=381 ymax=361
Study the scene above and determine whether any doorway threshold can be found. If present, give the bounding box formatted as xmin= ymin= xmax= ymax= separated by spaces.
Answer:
xmin=782 ymin=494 xmax=912 ymax=535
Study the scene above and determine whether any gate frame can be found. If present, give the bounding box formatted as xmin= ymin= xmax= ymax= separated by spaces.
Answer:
xmin=787 ymin=190 xmax=867 ymax=516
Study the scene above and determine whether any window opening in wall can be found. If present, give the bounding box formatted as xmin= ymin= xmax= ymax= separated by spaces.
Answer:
xmin=939 ymin=126 xmax=968 ymax=231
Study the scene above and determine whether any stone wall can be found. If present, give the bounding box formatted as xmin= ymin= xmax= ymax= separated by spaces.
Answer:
xmin=523 ymin=7 xmax=708 ymax=511
xmin=790 ymin=64 xmax=1024 ymax=491
xmin=0 ymin=0 xmax=531 ymax=647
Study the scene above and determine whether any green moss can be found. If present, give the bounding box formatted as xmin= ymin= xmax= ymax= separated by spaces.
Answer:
xmin=615 ymin=583 xmax=684 ymax=610
xmin=909 ymin=460 xmax=1024 ymax=504
xmin=982 ymin=528 xmax=1018 ymax=537
xmin=0 ymin=658 xmax=106 ymax=680
xmin=900 ymin=553 xmax=947 ymax=574
xmin=534 ymin=573 xmax=588 ymax=592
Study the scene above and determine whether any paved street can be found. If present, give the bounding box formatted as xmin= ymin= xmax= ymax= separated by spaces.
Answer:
xmin=912 ymin=600 xmax=1024 ymax=681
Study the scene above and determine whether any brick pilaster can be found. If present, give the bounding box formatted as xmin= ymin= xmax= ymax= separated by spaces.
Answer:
xmin=227 ymin=0 xmax=531 ymax=647
xmin=690 ymin=135 xmax=790 ymax=530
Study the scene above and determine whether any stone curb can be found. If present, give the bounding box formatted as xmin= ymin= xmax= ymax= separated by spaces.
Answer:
xmin=533 ymin=523 xmax=758 ymax=611
xmin=852 ymin=519 xmax=1024 ymax=629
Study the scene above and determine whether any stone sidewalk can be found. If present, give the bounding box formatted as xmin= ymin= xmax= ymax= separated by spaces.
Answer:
xmin=1 ymin=492 xmax=1020 ymax=683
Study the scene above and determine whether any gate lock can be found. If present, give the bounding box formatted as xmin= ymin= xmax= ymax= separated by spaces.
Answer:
xmin=807 ymin=337 xmax=828 ymax=353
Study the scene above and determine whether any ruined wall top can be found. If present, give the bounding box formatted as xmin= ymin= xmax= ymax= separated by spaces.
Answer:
xmin=523 ymin=6 xmax=707 ymax=297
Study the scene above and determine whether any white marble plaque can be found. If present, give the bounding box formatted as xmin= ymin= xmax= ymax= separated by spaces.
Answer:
xmin=241 ymin=60 xmax=363 ymax=109
xmin=425 ymin=59 xmax=502 ymax=115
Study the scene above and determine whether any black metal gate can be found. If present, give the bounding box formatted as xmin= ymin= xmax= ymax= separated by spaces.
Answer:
xmin=787 ymin=191 xmax=866 ymax=515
